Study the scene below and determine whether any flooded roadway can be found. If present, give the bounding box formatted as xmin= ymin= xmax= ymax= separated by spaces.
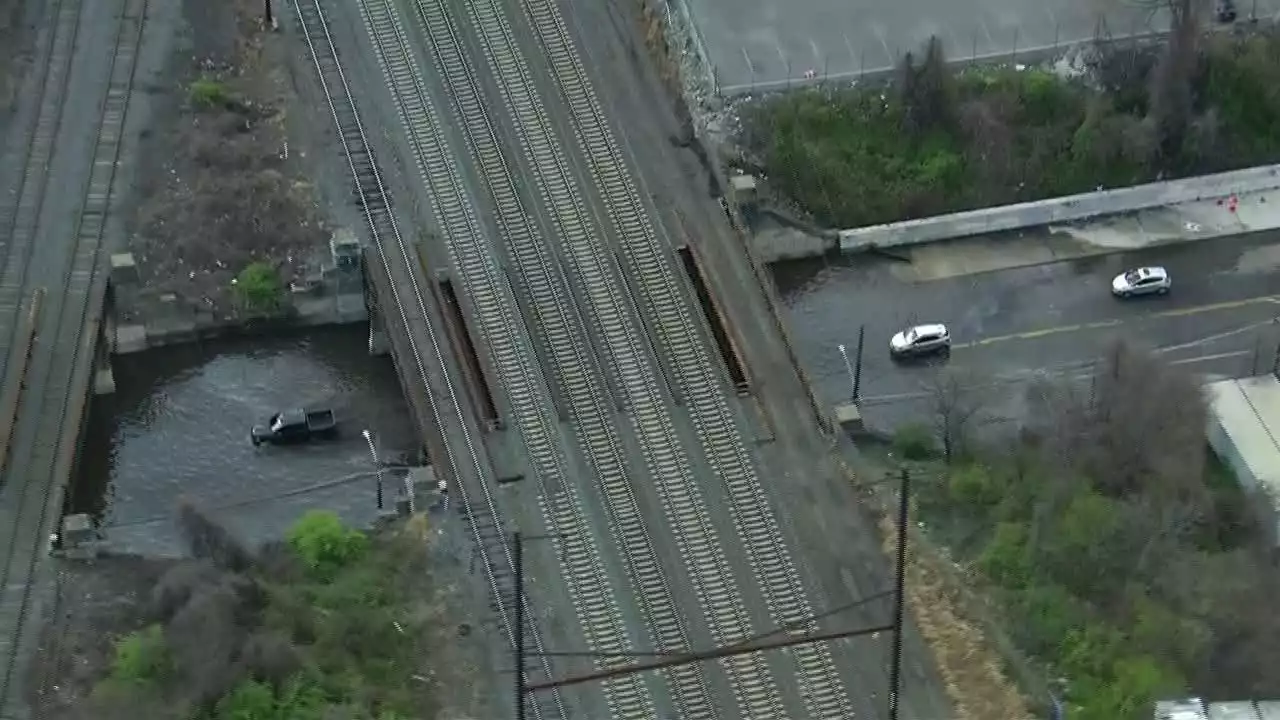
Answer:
xmin=72 ymin=324 xmax=419 ymax=556
xmin=773 ymin=232 xmax=1280 ymax=431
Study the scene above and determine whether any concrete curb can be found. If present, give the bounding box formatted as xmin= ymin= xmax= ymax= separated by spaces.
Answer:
xmin=839 ymin=164 xmax=1280 ymax=253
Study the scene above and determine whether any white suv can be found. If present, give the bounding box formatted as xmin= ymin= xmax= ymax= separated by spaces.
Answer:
xmin=1112 ymin=266 xmax=1171 ymax=298
xmin=890 ymin=323 xmax=951 ymax=359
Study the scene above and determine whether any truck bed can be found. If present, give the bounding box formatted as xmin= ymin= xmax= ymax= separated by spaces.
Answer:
xmin=304 ymin=409 xmax=336 ymax=430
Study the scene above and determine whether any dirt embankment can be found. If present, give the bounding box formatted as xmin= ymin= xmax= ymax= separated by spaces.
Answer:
xmin=127 ymin=0 xmax=329 ymax=321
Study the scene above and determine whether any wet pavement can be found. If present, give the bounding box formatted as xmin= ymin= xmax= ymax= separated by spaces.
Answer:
xmin=73 ymin=324 xmax=419 ymax=556
xmin=775 ymin=230 xmax=1280 ymax=431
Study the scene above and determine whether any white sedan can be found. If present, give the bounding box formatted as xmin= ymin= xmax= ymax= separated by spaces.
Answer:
xmin=1111 ymin=266 xmax=1171 ymax=298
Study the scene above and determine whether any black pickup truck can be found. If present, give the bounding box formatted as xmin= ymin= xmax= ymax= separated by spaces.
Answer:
xmin=251 ymin=408 xmax=338 ymax=446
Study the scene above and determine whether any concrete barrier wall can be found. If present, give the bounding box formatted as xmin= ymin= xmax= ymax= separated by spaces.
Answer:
xmin=750 ymin=229 xmax=833 ymax=262
xmin=839 ymin=164 xmax=1280 ymax=252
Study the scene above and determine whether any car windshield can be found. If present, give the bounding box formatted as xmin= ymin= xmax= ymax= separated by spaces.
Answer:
xmin=1124 ymin=270 xmax=1142 ymax=283
xmin=905 ymin=329 xmax=919 ymax=343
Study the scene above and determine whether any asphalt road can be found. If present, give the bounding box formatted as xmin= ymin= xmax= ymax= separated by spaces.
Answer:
xmin=776 ymin=230 xmax=1280 ymax=431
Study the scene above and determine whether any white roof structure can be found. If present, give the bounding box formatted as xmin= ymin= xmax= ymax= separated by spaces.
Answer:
xmin=1205 ymin=375 xmax=1280 ymax=544
xmin=1156 ymin=698 xmax=1280 ymax=720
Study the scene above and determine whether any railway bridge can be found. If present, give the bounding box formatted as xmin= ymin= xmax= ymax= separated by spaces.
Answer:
xmin=0 ymin=0 xmax=949 ymax=715
xmin=291 ymin=0 xmax=868 ymax=716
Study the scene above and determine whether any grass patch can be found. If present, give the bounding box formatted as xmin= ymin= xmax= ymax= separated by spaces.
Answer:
xmin=188 ymin=77 xmax=233 ymax=111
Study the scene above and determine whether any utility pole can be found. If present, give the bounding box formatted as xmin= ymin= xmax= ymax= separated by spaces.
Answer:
xmin=838 ymin=344 xmax=856 ymax=402
xmin=853 ymin=325 xmax=865 ymax=401
xmin=513 ymin=531 xmax=527 ymax=720
xmin=361 ymin=429 xmax=385 ymax=510
xmin=888 ymin=467 xmax=910 ymax=720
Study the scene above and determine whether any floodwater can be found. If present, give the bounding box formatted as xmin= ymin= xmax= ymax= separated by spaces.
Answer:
xmin=72 ymin=324 xmax=419 ymax=556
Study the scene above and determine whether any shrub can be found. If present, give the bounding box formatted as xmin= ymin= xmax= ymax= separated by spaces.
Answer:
xmin=947 ymin=463 xmax=1004 ymax=509
xmin=215 ymin=679 xmax=276 ymax=719
xmin=286 ymin=511 xmax=368 ymax=581
xmin=189 ymin=78 xmax=232 ymax=110
xmin=892 ymin=423 xmax=935 ymax=460
xmin=977 ymin=522 xmax=1032 ymax=589
xmin=1012 ymin=583 xmax=1088 ymax=659
xmin=107 ymin=624 xmax=171 ymax=686
xmin=234 ymin=261 xmax=284 ymax=316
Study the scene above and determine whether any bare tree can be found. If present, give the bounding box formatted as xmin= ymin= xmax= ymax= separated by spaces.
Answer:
xmin=1147 ymin=0 xmax=1205 ymax=163
xmin=175 ymin=498 xmax=255 ymax=573
xmin=924 ymin=367 xmax=996 ymax=462
xmin=1087 ymin=339 xmax=1209 ymax=506
xmin=896 ymin=37 xmax=955 ymax=136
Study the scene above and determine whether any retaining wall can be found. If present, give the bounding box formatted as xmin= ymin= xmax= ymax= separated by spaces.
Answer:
xmin=838 ymin=164 xmax=1280 ymax=253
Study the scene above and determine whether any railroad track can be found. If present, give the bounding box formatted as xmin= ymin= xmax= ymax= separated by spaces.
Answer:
xmin=287 ymin=2 xmax=568 ymax=719
xmin=409 ymin=0 xmax=729 ymax=716
xmin=515 ymin=0 xmax=857 ymax=716
xmin=438 ymin=0 xmax=795 ymax=715
xmin=0 ymin=0 xmax=80 ymax=409
xmin=351 ymin=0 xmax=641 ymax=716
xmin=0 ymin=0 xmax=147 ymax=711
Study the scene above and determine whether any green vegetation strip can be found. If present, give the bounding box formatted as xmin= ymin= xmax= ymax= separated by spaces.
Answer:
xmin=745 ymin=29 xmax=1280 ymax=228
xmin=88 ymin=510 xmax=439 ymax=720
xmin=886 ymin=341 xmax=1271 ymax=719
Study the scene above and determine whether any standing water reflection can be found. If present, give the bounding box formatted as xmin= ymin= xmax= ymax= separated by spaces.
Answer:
xmin=74 ymin=325 xmax=418 ymax=556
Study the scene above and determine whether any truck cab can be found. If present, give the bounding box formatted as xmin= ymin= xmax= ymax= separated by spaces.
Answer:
xmin=251 ymin=408 xmax=338 ymax=446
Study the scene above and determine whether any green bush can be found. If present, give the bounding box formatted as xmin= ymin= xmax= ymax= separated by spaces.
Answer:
xmin=189 ymin=78 xmax=232 ymax=110
xmin=947 ymin=464 xmax=1004 ymax=509
xmin=214 ymin=676 xmax=328 ymax=720
xmin=286 ymin=510 xmax=369 ymax=581
xmin=976 ymin=522 xmax=1031 ymax=589
xmin=892 ymin=423 xmax=935 ymax=461
xmin=234 ymin=261 xmax=284 ymax=316
xmin=1012 ymin=583 xmax=1088 ymax=658
xmin=107 ymin=624 xmax=171 ymax=686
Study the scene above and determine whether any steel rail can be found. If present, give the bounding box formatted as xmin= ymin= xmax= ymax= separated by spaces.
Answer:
xmin=0 ymin=0 xmax=80 ymax=455
xmin=287 ymin=1 xmax=567 ymax=717
xmin=455 ymin=0 xmax=790 ymax=715
xmin=0 ymin=0 xmax=147 ymax=710
xmin=410 ymin=0 xmax=719 ymax=716
xmin=353 ymin=0 xmax=622 ymax=715
xmin=515 ymin=0 xmax=856 ymax=715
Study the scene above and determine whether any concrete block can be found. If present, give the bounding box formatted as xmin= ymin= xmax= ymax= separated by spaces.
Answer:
xmin=62 ymin=513 xmax=95 ymax=547
xmin=834 ymin=402 xmax=865 ymax=434
xmin=110 ymin=253 xmax=139 ymax=285
xmin=94 ymin=367 xmax=116 ymax=395
xmin=368 ymin=328 xmax=390 ymax=356
xmin=114 ymin=324 xmax=148 ymax=354
xmin=335 ymin=292 xmax=369 ymax=323
xmin=409 ymin=465 xmax=438 ymax=494
xmin=394 ymin=496 xmax=412 ymax=516
xmin=730 ymin=174 xmax=757 ymax=207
